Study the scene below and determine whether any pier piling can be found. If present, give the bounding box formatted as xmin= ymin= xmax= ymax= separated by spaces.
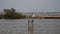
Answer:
xmin=28 ymin=19 xmax=34 ymax=34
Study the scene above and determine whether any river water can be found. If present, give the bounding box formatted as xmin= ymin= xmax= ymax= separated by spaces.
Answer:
xmin=0 ymin=19 xmax=60 ymax=34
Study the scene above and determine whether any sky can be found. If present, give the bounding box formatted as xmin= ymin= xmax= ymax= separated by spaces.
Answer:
xmin=0 ymin=0 xmax=60 ymax=12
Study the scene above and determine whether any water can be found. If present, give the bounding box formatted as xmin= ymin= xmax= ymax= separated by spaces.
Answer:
xmin=0 ymin=19 xmax=60 ymax=34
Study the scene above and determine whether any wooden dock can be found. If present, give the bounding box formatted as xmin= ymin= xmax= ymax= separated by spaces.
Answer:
xmin=27 ymin=14 xmax=60 ymax=19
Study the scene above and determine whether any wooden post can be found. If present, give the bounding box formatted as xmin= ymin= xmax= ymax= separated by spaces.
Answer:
xmin=28 ymin=19 xmax=34 ymax=34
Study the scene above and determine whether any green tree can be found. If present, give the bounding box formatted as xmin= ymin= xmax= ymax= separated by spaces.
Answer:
xmin=11 ymin=8 xmax=15 ymax=12
xmin=3 ymin=8 xmax=15 ymax=19
xmin=0 ymin=14 xmax=3 ymax=19
xmin=3 ymin=8 xmax=26 ymax=19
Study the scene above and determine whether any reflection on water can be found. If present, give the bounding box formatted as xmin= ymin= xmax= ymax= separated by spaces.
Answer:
xmin=0 ymin=19 xmax=60 ymax=34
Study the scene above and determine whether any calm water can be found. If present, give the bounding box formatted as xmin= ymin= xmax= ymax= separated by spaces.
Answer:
xmin=0 ymin=19 xmax=60 ymax=34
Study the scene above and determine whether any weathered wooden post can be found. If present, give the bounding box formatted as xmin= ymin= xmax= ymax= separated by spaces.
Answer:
xmin=28 ymin=19 xmax=34 ymax=34
xmin=28 ymin=14 xmax=34 ymax=34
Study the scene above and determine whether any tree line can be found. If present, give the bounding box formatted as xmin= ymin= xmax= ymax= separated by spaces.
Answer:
xmin=0 ymin=8 xmax=26 ymax=19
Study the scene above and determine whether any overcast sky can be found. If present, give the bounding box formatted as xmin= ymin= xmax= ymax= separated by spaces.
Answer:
xmin=0 ymin=0 xmax=60 ymax=12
